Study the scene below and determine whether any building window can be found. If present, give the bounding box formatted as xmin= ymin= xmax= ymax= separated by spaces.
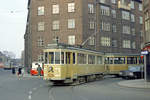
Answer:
xmin=101 ymin=22 xmax=110 ymax=31
xmin=112 ymin=40 xmax=117 ymax=47
xmin=38 ymin=22 xmax=44 ymax=31
xmin=52 ymin=20 xmax=59 ymax=30
xmin=37 ymin=37 xmax=44 ymax=47
xmin=130 ymin=1 xmax=134 ymax=9
xmin=131 ymin=28 xmax=135 ymax=35
xmin=132 ymin=42 xmax=136 ymax=49
xmin=52 ymin=4 xmax=59 ymax=14
xmin=100 ymin=5 xmax=110 ymax=16
xmin=111 ymin=9 xmax=116 ymax=18
xmin=68 ymin=3 xmax=75 ymax=12
xmin=145 ymin=12 xmax=149 ymax=20
xmin=89 ymin=20 xmax=95 ymax=29
xmin=139 ymin=4 xmax=142 ymax=11
xmin=99 ymin=0 xmax=105 ymax=3
xmin=123 ymin=40 xmax=131 ymax=48
xmin=101 ymin=37 xmax=110 ymax=46
xmin=38 ymin=6 xmax=44 ymax=15
xmin=88 ymin=4 xmax=94 ymax=14
xmin=145 ymin=20 xmax=150 ymax=31
xmin=68 ymin=19 xmax=75 ymax=29
xmin=139 ymin=16 xmax=143 ymax=24
xmin=112 ymin=24 xmax=116 ymax=32
xmin=140 ymin=30 xmax=143 ymax=37
xmin=122 ymin=10 xmax=130 ymax=20
xmin=123 ymin=25 xmax=130 ymax=34
xmin=68 ymin=35 xmax=75 ymax=45
xmin=111 ymin=0 xmax=116 ymax=4
xmin=131 ymin=14 xmax=135 ymax=22
xmin=89 ymin=37 xmax=95 ymax=45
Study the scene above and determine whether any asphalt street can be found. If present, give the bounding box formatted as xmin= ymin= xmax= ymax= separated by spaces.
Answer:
xmin=0 ymin=69 xmax=150 ymax=100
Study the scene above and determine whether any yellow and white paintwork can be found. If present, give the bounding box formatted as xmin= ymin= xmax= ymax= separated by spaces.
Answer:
xmin=43 ymin=49 xmax=105 ymax=81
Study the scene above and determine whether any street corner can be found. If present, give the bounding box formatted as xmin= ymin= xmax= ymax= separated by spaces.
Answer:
xmin=118 ymin=79 xmax=150 ymax=89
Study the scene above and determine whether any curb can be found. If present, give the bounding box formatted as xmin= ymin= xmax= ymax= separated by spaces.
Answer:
xmin=118 ymin=79 xmax=150 ymax=89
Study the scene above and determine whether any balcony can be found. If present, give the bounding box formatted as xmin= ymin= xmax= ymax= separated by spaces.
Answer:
xmin=118 ymin=1 xmax=131 ymax=10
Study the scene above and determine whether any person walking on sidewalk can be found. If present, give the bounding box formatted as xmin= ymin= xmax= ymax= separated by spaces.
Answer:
xmin=37 ymin=65 xmax=42 ymax=77
xmin=17 ymin=67 xmax=22 ymax=80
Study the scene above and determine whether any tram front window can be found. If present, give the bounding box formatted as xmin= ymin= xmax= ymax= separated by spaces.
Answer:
xmin=61 ymin=52 xmax=64 ymax=64
xmin=55 ymin=52 xmax=60 ymax=64
xmin=45 ymin=52 xmax=48 ymax=64
xmin=49 ymin=52 xmax=54 ymax=64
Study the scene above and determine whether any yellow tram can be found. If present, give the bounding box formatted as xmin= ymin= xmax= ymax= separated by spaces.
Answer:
xmin=43 ymin=43 xmax=143 ymax=84
xmin=104 ymin=53 xmax=143 ymax=76
xmin=43 ymin=43 xmax=105 ymax=84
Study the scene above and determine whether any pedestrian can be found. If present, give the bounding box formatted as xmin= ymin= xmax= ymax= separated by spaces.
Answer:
xmin=12 ymin=67 xmax=15 ymax=74
xmin=37 ymin=65 xmax=42 ymax=77
xmin=17 ymin=67 xmax=22 ymax=80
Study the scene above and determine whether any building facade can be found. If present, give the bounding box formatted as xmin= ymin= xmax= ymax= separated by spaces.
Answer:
xmin=24 ymin=0 xmax=143 ymax=69
xmin=143 ymin=0 xmax=150 ymax=81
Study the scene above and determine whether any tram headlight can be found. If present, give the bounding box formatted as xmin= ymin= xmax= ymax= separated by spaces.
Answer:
xmin=119 ymin=72 xmax=123 ymax=75
xmin=129 ymin=72 xmax=133 ymax=76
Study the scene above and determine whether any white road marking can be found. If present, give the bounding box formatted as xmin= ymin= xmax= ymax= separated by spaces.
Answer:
xmin=33 ymin=87 xmax=37 ymax=91
xmin=28 ymin=95 xmax=32 ymax=100
xmin=29 ymin=91 xmax=32 ymax=95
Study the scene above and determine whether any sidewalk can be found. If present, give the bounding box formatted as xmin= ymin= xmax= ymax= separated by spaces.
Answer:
xmin=118 ymin=79 xmax=150 ymax=89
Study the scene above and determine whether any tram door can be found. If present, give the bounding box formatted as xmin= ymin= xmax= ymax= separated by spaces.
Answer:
xmin=66 ymin=52 xmax=75 ymax=78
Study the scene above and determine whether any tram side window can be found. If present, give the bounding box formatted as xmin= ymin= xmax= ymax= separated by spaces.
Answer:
xmin=55 ymin=52 xmax=60 ymax=64
xmin=77 ymin=53 xmax=86 ymax=64
xmin=45 ymin=52 xmax=48 ymax=64
xmin=127 ymin=57 xmax=137 ymax=64
xmin=97 ymin=56 xmax=102 ymax=64
xmin=105 ymin=57 xmax=113 ymax=64
xmin=114 ymin=57 xmax=125 ymax=64
xmin=88 ymin=55 xmax=95 ymax=64
xmin=49 ymin=52 xmax=54 ymax=64
xmin=61 ymin=52 xmax=64 ymax=64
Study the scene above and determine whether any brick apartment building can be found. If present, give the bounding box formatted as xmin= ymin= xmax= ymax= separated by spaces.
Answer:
xmin=143 ymin=0 xmax=150 ymax=46
xmin=24 ymin=0 xmax=143 ymax=69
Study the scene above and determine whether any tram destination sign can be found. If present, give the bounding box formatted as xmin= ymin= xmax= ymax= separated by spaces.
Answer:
xmin=141 ymin=51 xmax=148 ymax=55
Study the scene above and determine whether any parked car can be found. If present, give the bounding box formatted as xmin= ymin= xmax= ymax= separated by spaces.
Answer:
xmin=119 ymin=65 xmax=144 ymax=79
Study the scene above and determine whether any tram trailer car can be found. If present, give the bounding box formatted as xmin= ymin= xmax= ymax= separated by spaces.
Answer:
xmin=104 ymin=53 xmax=144 ymax=76
xmin=43 ymin=44 xmax=106 ymax=85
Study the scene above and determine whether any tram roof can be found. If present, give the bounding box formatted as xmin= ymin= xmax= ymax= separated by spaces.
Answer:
xmin=104 ymin=53 xmax=141 ymax=56
xmin=45 ymin=43 xmax=104 ymax=54
xmin=45 ymin=43 xmax=141 ymax=56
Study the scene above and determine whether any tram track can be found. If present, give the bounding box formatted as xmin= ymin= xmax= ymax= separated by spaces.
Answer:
xmin=47 ymin=83 xmax=91 ymax=100
xmin=48 ymin=85 xmax=55 ymax=100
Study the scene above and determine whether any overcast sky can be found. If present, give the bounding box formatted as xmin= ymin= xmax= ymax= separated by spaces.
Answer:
xmin=0 ymin=0 xmax=28 ymax=58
